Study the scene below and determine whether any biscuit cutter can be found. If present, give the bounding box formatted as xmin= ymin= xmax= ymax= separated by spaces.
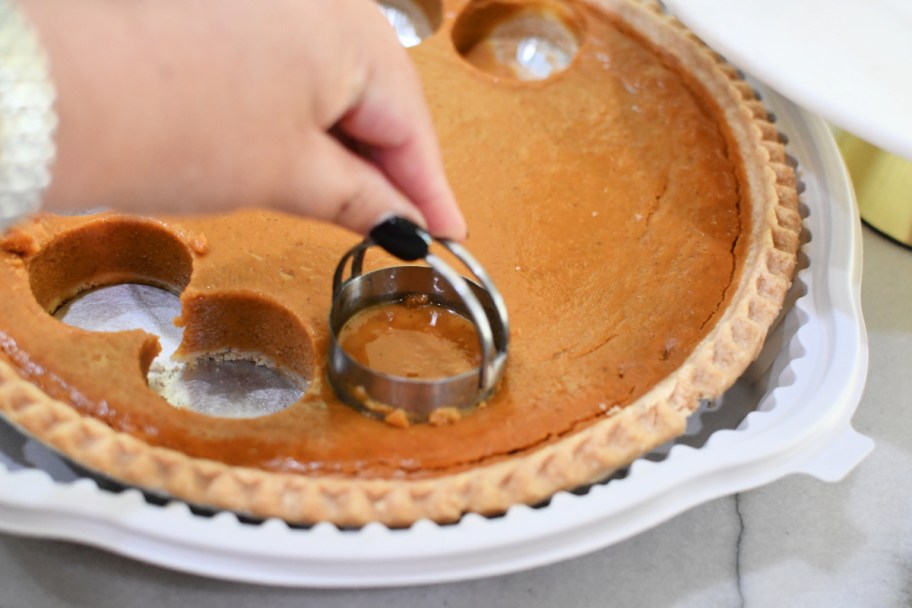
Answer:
xmin=328 ymin=217 xmax=509 ymax=421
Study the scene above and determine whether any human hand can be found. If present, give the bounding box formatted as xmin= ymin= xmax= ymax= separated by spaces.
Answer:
xmin=21 ymin=0 xmax=466 ymax=239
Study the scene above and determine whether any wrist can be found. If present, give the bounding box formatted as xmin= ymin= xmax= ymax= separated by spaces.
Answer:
xmin=0 ymin=0 xmax=56 ymax=231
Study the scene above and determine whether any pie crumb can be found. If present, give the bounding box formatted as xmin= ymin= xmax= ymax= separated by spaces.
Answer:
xmin=384 ymin=409 xmax=410 ymax=429
xmin=189 ymin=234 xmax=209 ymax=255
xmin=429 ymin=407 xmax=462 ymax=426
xmin=402 ymin=293 xmax=430 ymax=308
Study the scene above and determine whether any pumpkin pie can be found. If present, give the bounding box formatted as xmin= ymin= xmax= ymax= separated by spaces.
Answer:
xmin=0 ymin=0 xmax=800 ymax=526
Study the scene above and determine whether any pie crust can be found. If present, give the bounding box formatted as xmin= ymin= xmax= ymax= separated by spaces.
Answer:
xmin=0 ymin=0 xmax=800 ymax=527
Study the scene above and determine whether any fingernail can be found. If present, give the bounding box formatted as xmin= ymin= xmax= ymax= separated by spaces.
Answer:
xmin=369 ymin=216 xmax=432 ymax=261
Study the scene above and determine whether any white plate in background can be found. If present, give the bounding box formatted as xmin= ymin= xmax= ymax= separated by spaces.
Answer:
xmin=663 ymin=0 xmax=912 ymax=159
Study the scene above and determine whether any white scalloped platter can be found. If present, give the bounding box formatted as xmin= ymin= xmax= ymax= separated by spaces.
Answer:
xmin=0 ymin=85 xmax=873 ymax=588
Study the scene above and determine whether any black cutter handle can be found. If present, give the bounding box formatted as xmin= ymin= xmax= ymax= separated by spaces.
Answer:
xmin=369 ymin=216 xmax=432 ymax=261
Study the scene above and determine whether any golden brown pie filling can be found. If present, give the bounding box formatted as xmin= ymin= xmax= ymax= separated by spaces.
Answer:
xmin=0 ymin=0 xmax=799 ymax=525
xmin=339 ymin=301 xmax=483 ymax=380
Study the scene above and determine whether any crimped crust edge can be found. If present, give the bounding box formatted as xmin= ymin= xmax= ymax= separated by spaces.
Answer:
xmin=0 ymin=0 xmax=801 ymax=528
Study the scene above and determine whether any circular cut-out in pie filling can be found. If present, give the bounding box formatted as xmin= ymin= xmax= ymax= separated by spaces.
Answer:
xmin=0 ymin=0 xmax=800 ymax=527
xmin=377 ymin=0 xmax=445 ymax=48
xmin=452 ymin=0 xmax=585 ymax=81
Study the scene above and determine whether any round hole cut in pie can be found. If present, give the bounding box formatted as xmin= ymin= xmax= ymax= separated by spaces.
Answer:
xmin=0 ymin=0 xmax=800 ymax=527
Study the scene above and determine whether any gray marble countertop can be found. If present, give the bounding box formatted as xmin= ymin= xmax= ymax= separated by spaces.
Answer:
xmin=0 ymin=225 xmax=909 ymax=608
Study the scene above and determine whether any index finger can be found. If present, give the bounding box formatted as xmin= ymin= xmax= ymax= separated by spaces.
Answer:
xmin=336 ymin=15 xmax=467 ymax=240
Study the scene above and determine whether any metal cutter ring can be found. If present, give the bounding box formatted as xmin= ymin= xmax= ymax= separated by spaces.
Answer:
xmin=328 ymin=217 xmax=509 ymax=422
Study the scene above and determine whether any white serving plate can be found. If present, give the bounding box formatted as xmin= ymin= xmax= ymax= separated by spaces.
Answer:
xmin=662 ymin=0 xmax=912 ymax=159
xmin=0 ymin=86 xmax=872 ymax=588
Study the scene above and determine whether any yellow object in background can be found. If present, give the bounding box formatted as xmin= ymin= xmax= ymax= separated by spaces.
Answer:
xmin=836 ymin=130 xmax=912 ymax=248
